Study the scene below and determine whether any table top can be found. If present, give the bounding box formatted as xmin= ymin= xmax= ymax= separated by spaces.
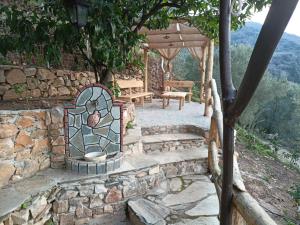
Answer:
xmin=161 ymin=91 xmax=187 ymax=97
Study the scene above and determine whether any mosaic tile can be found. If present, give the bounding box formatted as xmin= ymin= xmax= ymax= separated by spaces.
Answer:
xmin=82 ymin=111 xmax=89 ymax=125
xmin=111 ymin=107 xmax=120 ymax=119
xmin=96 ymin=95 xmax=107 ymax=110
xmin=99 ymin=137 xmax=110 ymax=149
xmin=103 ymin=90 xmax=111 ymax=101
xmin=91 ymin=87 xmax=102 ymax=101
xmin=86 ymin=100 xmax=97 ymax=114
xmin=70 ymin=130 xmax=85 ymax=153
xmin=77 ymin=88 xmax=92 ymax=106
xmin=105 ymin=142 xmax=120 ymax=155
xmin=82 ymin=125 xmax=92 ymax=135
xmin=69 ymin=144 xmax=84 ymax=157
xmin=69 ymin=127 xmax=78 ymax=138
xmin=72 ymin=162 xmax=79 ymax=172
xmin=96 ymin=162 xmax=106 ymax=174
xmin=106 ymin=160 xmax=114 ymax=172
xmin=93 ymin=127 xmax=110 ymax=137
xmin=86 ymin=145 xmax=101 ymax=153
xmin=111 ymin=120 xmax=120 ymax=134
xmin=108 ymin=130 xmax=120 ymax=143
xmin=83 ymin=134 xmax=100 ymax=145
xmin=100 ymin=109 xmax=108 ymax=117
xmin=107 ymin=100 xmax=113 ymax=111
xmin=96 ymin=114 xmax=113 ymax=128
xmin=79 ymin=162 xmax=88 ymax=174
xmin=88 ymin=163 xmax=97 ymax=174
xmin=74 ymin=114 xmax=82 ymax=129
xmin=68 ymin=114 xmax=75 ymax=126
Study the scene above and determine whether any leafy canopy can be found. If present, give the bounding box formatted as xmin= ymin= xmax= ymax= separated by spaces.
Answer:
xmin=0 ymin=0 xmax=270 ymax=82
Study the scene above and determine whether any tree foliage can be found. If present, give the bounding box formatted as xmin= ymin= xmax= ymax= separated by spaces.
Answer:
xmin=0 ymin=0 xmax=270 ymax=83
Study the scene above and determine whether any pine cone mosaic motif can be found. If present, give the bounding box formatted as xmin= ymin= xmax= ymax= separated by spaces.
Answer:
xmin=87 ymin=111 xmax=101 ymax=128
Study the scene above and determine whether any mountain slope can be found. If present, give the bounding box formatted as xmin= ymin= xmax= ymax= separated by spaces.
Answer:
xmin=232 ymin=22 xmax=300 ymax=83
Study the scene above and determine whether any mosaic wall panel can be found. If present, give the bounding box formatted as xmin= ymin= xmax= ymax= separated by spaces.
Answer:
xmin=65 ymin=84 xmax=122 ymax=158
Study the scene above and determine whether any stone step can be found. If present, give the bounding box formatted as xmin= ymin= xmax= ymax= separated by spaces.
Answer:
xmin=128 ymin=198 xmax=170 ymax=225
xmin=142 ymin=133 xmax=205 ymax=153
xmin=115 ymin=147 xmax=208 ymax=177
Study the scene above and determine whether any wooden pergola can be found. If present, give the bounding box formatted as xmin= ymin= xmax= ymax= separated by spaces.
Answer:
xmin=139 ymin=21 xmax=215 ymax=115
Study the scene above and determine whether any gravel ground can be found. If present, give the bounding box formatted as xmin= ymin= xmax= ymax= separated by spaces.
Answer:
xmin=136 ymin=99 xmax=210 ymax=129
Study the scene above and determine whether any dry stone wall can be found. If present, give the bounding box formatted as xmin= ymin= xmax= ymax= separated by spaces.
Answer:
xmin=0 ymin=110 xmax=50 ymax=187
xmin=0 ymin=65 xmax=96 ymax=100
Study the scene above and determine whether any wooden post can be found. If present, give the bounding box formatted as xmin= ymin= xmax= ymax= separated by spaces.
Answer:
xmin=200 ymin=46 xmax=207 ymax=103
xmin=143 ymin=48 xmax=149 ymax=92
xmin=204 ymin=40 xmax=214 ymax=116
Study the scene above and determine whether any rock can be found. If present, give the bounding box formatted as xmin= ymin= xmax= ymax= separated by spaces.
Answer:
xmin=169 ymin=178 xmax=182 ymax=192
xmin=149 ymin=165 xmax=160 ymax=175
xmin=16 ymin=131 xmax=33 ymax=147
xmin=136 ymin=171 xmax=147 ymax=178
xmin=0 ymin=124 xmax=18 ymax=138
xmin=103 ymin=205 xmax=113 ymax=213
xmin=39 ymin=82 xmax=48 ymax=91
xmin=128 ymin=198 xmax=169 ymax=225
xmin=32 ymin=138 xmax=49 ymax=154
xmin=185 ymin=195 xmax=219 ymax=216
xmin=105 ymin=187 xmax=122 ymax=203
xmin=24 ymin=68 xmax=37 ymax=76
xmin=53 ymin=77 xmax=65 ymax=87
xmin=31 ymin=89 xmax=41 ymax=98
xmin=90 ymin=195 xmax=103 ymax=208
xmin=69 ymin=197 xmax=89 ymax=207
xmin=27 ymin=77 xmax=39 ymax=89
xmin=59 ymin=213 xmax=75 ymax=225
xmin=0 ymin=161 xmax=15 ymax=187
xmin=48 ymin=86 xmax=58 ymax=96
xmin=162 ymin=181 xmax=216 ymax=206
xmin=6 ymin=69 xmax=26 ymax=84
xmin=16 ymin=159 xmax=39 ymax=177
xmin=53 ymin=200 xmax=69 ymax=214
xmin=76 ymin=204 xmax=92 ymax=218
xmin=77 ymin=185 xmax=94 ymax=197
xmin=3 ymin=89 xmax=19 ymax=100
xmin=0 ymin=138 xmax=14 ymax=158
xmin=0 ymin=86 xmax=8 ymax=96
xmin=94 ymin=184 xmax=107 ymax=194
xmin=11 ymin=209 xmax=29 ymax=224
xmin=37 ymin=69 xmax=56 ymax=80
xmin=65 ymin=79 xmax=72 ymax=87
xmin=50 ymin=106 xmax=64 ymax=124
xmin=16 ymin=116 xmax=34 ymax=128
xmin=29 ymin=196 xmax=48 ymax=219
xmin=0 ymin=70 xmax=5 ymax=82
xmin=58 ymin=86 xmax=70 ymax=95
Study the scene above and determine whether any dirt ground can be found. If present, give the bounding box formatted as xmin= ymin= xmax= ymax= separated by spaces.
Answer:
xmin=237 ymin=142 xmax=300 ymax=225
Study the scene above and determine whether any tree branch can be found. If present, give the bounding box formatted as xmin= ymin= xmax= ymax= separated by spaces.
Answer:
xmin=133 ymin=1 xmax=184 ymax=32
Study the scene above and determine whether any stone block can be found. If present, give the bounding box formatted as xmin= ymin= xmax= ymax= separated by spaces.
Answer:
xmin=58 ymin=190 xmax=79 ymax=200
xmin=53 ymin=200 xmax=69 ymax=214
xmin=0 ymin=124 xmax=18 ymax=138
xmin=6 ymin=69 xmax=26 ymax=84
xmin=52 ymin=146 xmax=65 ymax=155
xmin=37 ymin=69 xmax=56 ymax=80
xmin=105 ymin=187 xmax=122 ymax=203
xmin=103 ymin=205 xmax=113 ymax=214
xmin=69 ymin=197 xmax=89 ymax=207
xmin=60 ymin=213 xmax=75 ymax=225
xmin=77 ymin=185 xmax=94 ymax=197
xmin=90 ymin=195 xmax=103 ymax=208
xmin=50 ymin=106 xmax=64 ymax=124
xmin=94 ymin=184 xmax=107 ymax=194
xmin=149 ymin=165 xmax=160 ymax=175
xmin=16 ymin=116 xmax=34 ymax=128
xmin=29 ymin=196 xmax=48 ymax=219
xmin=32 ymin=138 xmax=49 ymax=155
xmin=0 ymin=138 xmax=14 ymax=158
xmin=16 ymin=131 xmax=33 ymax=147
xmin=11 ymin=209 xmax=29 ymax=224
xmin=52 ymin=136 xmax=65 ymax=146
xmin=75 ymin=204 xmax=92 ymax=218
xmin=0 ymin=70 xmax=5 ymax=82
xmin=24 ymin=68 xmax=37 ymax=76
xmin=0 ymin=161 xmax=15 ymax=187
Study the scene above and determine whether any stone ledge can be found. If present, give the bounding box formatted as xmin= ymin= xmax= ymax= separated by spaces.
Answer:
xmin=142 ymin=133 xmax=204 ymax=144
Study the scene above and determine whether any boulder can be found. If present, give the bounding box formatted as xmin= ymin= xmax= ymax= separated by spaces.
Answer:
xmin=6 ymin=69 xmax=26 ymax=85
xmin=37 ymin=69 xmax=56 ymax=80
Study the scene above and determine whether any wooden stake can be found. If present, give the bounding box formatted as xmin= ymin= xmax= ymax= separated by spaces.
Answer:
xmin=204 ymin=40 xmax=214 ymax=116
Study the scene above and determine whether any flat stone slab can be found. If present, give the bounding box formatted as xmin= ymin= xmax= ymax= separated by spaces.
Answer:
xmin=185 ymin=194 xmax=219 ymax=216
xmin=162 ymin=181 xmax=216 ymax=206
xmin=128 ymin=198 xmax=170 ymax=225
xmin=142 ymin=133 xmax=203 ymax=144
xmin=174 ymin=216 xmax=219 ymax=225
xmin=169 ymin=178 xmax=183 ymax=192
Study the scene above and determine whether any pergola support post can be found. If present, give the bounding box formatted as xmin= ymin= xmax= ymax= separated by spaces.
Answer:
xmin=200 ymin=46 xmax=207 ymax=103
xmin=143 ymin=48 xmax=149 ymax=92
xmin=204 ymin=40 xmax=214 ymax=116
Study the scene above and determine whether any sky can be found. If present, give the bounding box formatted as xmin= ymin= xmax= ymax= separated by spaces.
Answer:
xmin=250 ymin=2 xmax=300 ymax=37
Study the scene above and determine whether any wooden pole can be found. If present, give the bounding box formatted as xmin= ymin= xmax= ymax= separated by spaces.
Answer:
xmin=200 ymin=46 xmax=207 ymax=103
xmin=204 ymin=40 xmax=214 ymax=116
xmin=143 ymin=48 xmax=149 ymax=92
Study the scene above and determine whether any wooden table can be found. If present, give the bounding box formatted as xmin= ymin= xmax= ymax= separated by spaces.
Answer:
xmin=161 ymin=92 xmax=187 ymax=110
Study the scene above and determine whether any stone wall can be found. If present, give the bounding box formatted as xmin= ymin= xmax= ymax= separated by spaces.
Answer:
xmin=0 ymin=110 xmax=50 ymax=187
xmin=148 ymin=57 xmax=164 ymax=97
xmin=0 ymin=65 xmax=96 ymax=100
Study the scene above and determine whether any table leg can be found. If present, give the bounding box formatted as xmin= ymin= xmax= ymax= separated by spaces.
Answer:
xmin=167 ymin=98 xmax=170 ymax=106
xmin=179 ymin=98 xmax=182 ymax=110
xmin=140 ymin=97 xmax=145 ymax=106
xmin=163 ymin=97 xmax=166 ymax=109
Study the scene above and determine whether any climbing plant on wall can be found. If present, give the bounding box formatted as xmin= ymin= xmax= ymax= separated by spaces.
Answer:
xmin=0 ymin=0 xmax=270 ymax=83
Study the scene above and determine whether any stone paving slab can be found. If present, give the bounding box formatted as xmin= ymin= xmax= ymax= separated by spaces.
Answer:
xmin=173 ymin=216 xmax=219 ymax=225
xmin=142 ymin=133 xmax=203 ymax=143
xmin=136 ymin=99 xmax=210 ymax=129
xmin=185 ymin=194 xmax=219 ymax=216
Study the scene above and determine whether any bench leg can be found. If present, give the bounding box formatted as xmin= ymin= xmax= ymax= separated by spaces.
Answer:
xmin=150 ymin=95 xmax=153 ymax=103
xmin=163 ymin=97 xmax=166 ymax=109
xmin=179 ymin=98 xmax=182 ymax=110
xmin=167 ymin=98 xmax=170 ymax=106
xmin=188 ymin=95 xmax=191 ymax=103
xmin=140 ymin=97 xmax=145 ymax=106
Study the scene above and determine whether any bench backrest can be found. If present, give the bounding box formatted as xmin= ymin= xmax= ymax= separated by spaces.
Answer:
xmin=164 ymin=80 xmax=194 ymax=92
xmin=116 ymin=79 xmax=144 ymax=89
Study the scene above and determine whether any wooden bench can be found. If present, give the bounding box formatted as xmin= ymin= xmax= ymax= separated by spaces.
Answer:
xmin=164 ymin=80 xmax=194 ymax=102
xmin=116 ymin=79 xmax=153 ymax=106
